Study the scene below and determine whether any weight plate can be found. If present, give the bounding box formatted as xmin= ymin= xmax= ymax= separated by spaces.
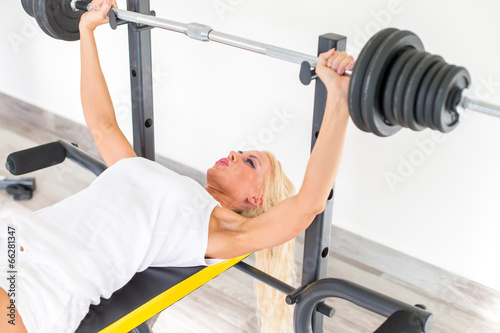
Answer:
xmin=424 ymin=64 xmax=453 ymax=130
xmin=394 ymin=50 xmax=427 ymax=128
xmin=34 ymin=1 xmax=59 ymax=40
xmin=30 ymin=0 xmax=37 ymax=18
xmin=21 ymin=0 xmax=35 ymax=17
xmin=383 ymin=48 xmax=418 ymax=127
xmin=361 ymin=30 xmax=424 ymax=137
xmin=34 ymin=0 xmax=83 ymax=41
xmin=432 ymin=66 xmax=471 ymax=133
xmin=348 ymin=28 xmax=398 ymax=133
xmin=404 ymin=53 xmax=443 ymax=131
xmin=415 ymin=60 xmax=444 ymax=128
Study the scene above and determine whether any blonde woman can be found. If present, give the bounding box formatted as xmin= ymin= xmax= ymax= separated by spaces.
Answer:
xmin=0 ymin=0 xmax=354 ymax=332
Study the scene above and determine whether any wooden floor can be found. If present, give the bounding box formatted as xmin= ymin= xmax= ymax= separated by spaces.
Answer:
xmin=1 ymin=107 xmax=500 ymax=332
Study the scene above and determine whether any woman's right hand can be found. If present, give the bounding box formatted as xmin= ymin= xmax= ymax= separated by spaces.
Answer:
xmin=79 ymin=0 xmax=118 ymax=33
xmin=315 ymin=49 xmax=355 ymax=103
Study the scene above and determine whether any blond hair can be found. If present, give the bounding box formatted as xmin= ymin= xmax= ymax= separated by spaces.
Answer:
xmin=241 ymin=151 xmax=296 ymax=333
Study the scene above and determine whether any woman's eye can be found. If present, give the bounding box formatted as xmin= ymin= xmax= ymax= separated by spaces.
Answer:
xmin=246 ymin=159 xmax=255 ymax=169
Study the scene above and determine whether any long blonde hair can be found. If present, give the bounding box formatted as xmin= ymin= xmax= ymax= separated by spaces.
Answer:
xmin=241 ymin=151 xmax=297 ymax=333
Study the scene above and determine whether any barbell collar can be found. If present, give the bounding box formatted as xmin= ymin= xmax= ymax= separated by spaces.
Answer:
xmin=112 ymin=7 xmax=321 ymax=66
xmin=187 ymin=23 xmax=212 ymax=41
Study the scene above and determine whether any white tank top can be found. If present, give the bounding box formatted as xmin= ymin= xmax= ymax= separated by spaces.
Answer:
xmin=0 ymin=157 xmax=221 ymax=332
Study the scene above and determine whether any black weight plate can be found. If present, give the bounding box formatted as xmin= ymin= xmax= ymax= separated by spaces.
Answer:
xmin=415 ymin=60 xmax=444 ymax=128
xmin=404 ymin=53 xmax=444 ymax=131
xmin=35 ymin=0 xmax=83 ymax=41
xmin=29 ymin=0 xmax=37 ymax=18
xmin=348 ymin=28 xmax=398 ymax=133
xmin=424 ymin=64 xmax=454 ymax=130
xmin=383 ymin=48 xmax=418 ymax=126
xmin=394 ymin=50 xmax=427 ymax=128
xmin=21 ymin=0 xmax=35 ymax=17
xmin=361 ymin=30 xmax=424 ymax=137
xmin=34 ymin=1 xmax=59 ymax=40
xmin=48 ymin=0 xmax=82 ymax=41
xmin=34 ymin=0 xmax=63 ymax=39
xmin=432 ymin=66 xmax=471 ymax=133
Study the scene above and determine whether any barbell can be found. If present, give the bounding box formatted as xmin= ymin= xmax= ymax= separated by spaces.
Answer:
xmin=21 ymin=0 xmax=500 ymax=137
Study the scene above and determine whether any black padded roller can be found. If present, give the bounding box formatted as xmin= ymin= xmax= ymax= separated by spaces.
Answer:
xmin=6 ymin=141 xmax=67 ymax=175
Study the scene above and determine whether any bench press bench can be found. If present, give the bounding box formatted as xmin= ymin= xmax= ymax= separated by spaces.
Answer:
xmin=6 ymin=139 xmax=434 ymax=333
xmin=8 ymin=0 xmax=441 ymax=330
xmin=6 ymin=140 xmax=250 ymax=333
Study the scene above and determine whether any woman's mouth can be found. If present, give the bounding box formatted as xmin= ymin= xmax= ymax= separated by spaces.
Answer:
xmin=215 ymin=158 xmax=229 ymax=167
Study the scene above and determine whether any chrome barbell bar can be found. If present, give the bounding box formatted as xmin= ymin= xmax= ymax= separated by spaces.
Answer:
xmin=72 ymin=0 xmax=500 ymax=120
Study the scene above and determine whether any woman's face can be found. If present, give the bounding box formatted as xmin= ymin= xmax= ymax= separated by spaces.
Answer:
xmin=207 ymin=150 xmax=271 ymax=210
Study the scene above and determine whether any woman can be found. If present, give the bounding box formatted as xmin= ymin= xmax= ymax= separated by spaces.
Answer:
xmin=0 ymin=0 xmax=354 ymax=332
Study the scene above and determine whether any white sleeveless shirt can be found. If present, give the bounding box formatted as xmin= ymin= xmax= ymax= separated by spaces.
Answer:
xmin=0 ymin=157 xmax=221 ymax=332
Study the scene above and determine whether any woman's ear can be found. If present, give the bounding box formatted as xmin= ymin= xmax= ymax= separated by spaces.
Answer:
xmin=247 ymin=195 xmax=264 ymax=207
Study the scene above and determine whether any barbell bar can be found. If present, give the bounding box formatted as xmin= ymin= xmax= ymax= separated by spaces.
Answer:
xmin=22 ymin=0 xmax=500 ymax=137
xmin=77 ymin=2 xmax=321 ymax=68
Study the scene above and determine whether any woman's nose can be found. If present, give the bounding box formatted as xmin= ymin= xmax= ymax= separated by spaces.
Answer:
xmin=228 ymin=151 xmax=238 ymax=162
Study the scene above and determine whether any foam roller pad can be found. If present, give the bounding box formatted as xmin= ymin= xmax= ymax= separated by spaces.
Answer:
xmin=6 ymin=142 xmax=66 ymax=175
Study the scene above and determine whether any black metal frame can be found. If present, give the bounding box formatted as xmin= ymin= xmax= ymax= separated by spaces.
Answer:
xmin=301 ymin=33 xmax=346 ymax=332
xmin=127 ymin=0 xmax=155 ymax=160
xmin=0 ymin=177 xmax=36 ymax=200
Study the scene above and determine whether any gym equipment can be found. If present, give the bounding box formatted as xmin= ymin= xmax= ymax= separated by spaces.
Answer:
xmin=6 ymin=141 xmax=67 ymax=175
xmin=0 ymin=177 xmax=36 ymax=200
xmin=7 ymin=140 xmax=434 ymax=333
xmin=22 ymin=0 xmax=500 ymax=138
xmin=17 ymin=1 xmax=460 ymax=332
xmin=9 ymin=33 xmax=435 ymax=333
xmin=348 ymin=29 xmax=473 ymax=136
xmin=6 ymin=140 xmax=107 ymax=176
xmin=6 ymin=141 xmax=250 ymax=332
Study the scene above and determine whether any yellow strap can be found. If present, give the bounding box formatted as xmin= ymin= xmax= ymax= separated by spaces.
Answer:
xmin=99 ymin=255 xmax=249 ymax=332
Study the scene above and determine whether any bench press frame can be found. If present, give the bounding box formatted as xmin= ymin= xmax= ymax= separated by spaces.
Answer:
xmin=104 ymin=1 xmax=434 ymax=332
xmin=7 ymin=0 xmax=435 ymax=332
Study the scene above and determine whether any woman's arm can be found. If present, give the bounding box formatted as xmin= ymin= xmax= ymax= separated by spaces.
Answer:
xmin=79 ymin=0 xmax=136 ymax=166
xmin=232 ymin=50 xmax=354 ymax=255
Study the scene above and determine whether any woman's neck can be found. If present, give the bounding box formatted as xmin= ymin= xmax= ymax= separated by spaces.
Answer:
xmin=204 ymin=186 xmax=241 ymax=213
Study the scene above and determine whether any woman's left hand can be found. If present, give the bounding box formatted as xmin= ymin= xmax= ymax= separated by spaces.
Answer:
xmin=79 ymin=0 xmax=118 ymax=32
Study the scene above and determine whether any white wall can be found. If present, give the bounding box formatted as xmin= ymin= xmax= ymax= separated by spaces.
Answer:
xmin=2 ymin=0 xmax=500 ymax=290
